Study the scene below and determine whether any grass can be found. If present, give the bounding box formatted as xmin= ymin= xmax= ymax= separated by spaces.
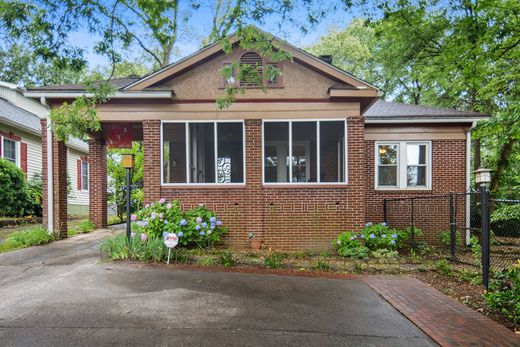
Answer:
xmin=68 ymin=220 xmax=96 ymax=236
xmin=0 ymin=226 xmax=54 ymax=253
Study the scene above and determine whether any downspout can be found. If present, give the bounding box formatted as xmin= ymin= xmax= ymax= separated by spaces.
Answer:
xmin=40 ymin=97 xmax=54 ymax=234
xmin=465 ymin=121 xmax=477 ymax=245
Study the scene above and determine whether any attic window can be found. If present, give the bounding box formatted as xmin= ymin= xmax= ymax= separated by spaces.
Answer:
xmin=240 ymin=52 xmax=263 ymax=87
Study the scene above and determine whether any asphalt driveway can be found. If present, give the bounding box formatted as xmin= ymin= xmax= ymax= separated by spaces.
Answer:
xmin=0 ymin=230 xmax=434 ymax=346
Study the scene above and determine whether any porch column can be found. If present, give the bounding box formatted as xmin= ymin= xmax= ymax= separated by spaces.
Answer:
xmin=89 ymin=137 xmax=107 ymax=228
xmin=143 ymin=120 xmax=161 ymax=204
xmin=348 ymin=115 xmax=366 ymax=230
xmin=41 ymin=119 xmax=68 ymax=238
xmin=244 ymin=119 xmax=264 ymax=243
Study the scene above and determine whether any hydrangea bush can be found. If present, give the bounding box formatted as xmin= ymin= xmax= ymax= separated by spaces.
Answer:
xmin=334 ymin=222 xmax=415 ymax=258
xmin=131 ymin=199 xmax=227 ymax=249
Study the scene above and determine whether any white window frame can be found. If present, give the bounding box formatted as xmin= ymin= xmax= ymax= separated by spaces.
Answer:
xmin=374 ymin=141 xmax=432 ymax=190
xmin=262 ymin=119 xmax=348 ymax=185
xmin=80 ymin=160 xmax=89 ymax=192
xmin=161 ymin=120 xmax=246 ymax=186
xmin=0 ymin=136 xmax=21 ymax=168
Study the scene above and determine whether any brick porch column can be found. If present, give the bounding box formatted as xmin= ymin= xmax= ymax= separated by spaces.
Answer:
xmin=245 ymin=119 xmax=264 ymax=243
xmin=89 ymin=137 xmax=107 ymax=228
xmin=347 ymin=115 xmax=366 ymax=230
xmin=143 ymin=120 xmax=161 ymax=204
xmin=41 ymin=119 xmax=68 ymax=238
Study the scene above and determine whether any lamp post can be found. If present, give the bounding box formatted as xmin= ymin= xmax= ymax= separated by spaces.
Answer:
xmin=122 ymin=154 xmax=135 ymax=243
xmin=474 ymin=167 xmax=492 ymax=290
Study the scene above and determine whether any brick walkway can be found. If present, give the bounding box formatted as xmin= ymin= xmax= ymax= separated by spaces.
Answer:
xmin=363 ymin=276 xmax=520 ymax=347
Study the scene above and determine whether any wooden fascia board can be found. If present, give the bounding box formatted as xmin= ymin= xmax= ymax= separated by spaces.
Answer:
xmin=328 ymin=89 xmax=379 ymax=97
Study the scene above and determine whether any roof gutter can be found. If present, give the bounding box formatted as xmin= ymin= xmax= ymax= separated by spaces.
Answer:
xmin=24 ymin=91 xmax=174 ymax=99
xmin=365 ymin=117 xmax=487 ymax=124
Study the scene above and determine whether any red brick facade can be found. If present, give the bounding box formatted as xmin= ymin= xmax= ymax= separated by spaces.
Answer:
xmin=365 ymin=139 xmax=467 ymax=244
xmin=89 ymin=138 xmax=108 ymax=228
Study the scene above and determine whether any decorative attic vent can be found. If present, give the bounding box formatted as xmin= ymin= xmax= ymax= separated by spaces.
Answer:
xmin=240 ymin=52 xmax=263 ymax=87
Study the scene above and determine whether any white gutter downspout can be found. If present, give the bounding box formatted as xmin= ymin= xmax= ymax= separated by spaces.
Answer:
xmin=41 ymin=97 xmax=54 ymax=234
xmin=465 ymin=121 xmax=477 ymax=245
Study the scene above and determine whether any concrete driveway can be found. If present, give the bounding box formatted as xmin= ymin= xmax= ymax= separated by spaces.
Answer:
xmin=0 ymin=230 xmax=434 ymax=346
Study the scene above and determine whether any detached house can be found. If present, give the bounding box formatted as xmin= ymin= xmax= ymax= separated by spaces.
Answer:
xmin=25 ymin=32 xmax=486 ymax=249
xmin=0 ymin=81 xmax=90 ymax=216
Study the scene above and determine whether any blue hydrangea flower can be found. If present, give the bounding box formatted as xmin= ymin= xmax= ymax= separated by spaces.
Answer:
xmin=210 ymin=223 xmax=216 ymax=230
xmin=336 ymin=240 xmax=342 ymax=245
xmin=151 ymin=212 xmax=156 ymax=220
xmin=178 ymin=231 xmax=183 ymax=237
xmin=390 ymin=240 xmax=396 ymax=245
xmin=391 ymin=233 xmax=398 ymax=239
xmin=216 ymin=220 xmax=222 ymax=226
xmin=143 ymin=220 xmax=149 ymax=226
xmin=196 ymin=216 xmax=203 ymax=224
xmin=349 ymin=236 xmax=355 ymax=241
xmin=162 ymin=231 xmax=168 ymax=237
xmin=164 ymin=220 xmax=169 ymax=224
xmin=360 ymin=234 xmax=365 ymax=239
xmin=382 ymin=234 xmax=387 ymax=238
xmin=199 ymin=231 xmax=205 ymax=236
xmin=369 ymin=233 xmax=376 ymax=239
xmin=209 ymin=216 xmax=217 ymax=223
xmin=195 ymin=225 xmax=200 ymax=230
xmin=180 ymin=219 xmax=187 ymax=226
xmin=365 ymin=222 xmax=373 ymax=227
xmin=381 ymin=222 xmax=387 ymax=227
xmin=202 ymin=222 xmax=207 ymax=228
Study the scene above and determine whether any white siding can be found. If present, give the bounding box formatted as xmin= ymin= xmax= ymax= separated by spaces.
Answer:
xmin=0 ymin=124 xmax=41 ymax=180
xmin=67 ymin=148 xmax=89 ymax=206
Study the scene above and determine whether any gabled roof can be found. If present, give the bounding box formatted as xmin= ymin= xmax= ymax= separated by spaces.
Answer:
xmin=0 ymin=98 xmax=89 ymax=152
xmin=365 ymin=100 xmax=487 ymax=122
xmin=122 ymin=29 xmax=380 ymax=94
xmin=26 ymin=77 xmax=140 ymax=92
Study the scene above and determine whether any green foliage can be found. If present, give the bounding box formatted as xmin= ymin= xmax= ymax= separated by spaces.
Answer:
xmin=485 ymin=263 xmax=520 ymax=324
xmin=333 ymin=231 xmax=369 ymax=259
xmin=0 ymin=159 xmax=38 ymax=217
xmin=99 ymin=232 xmax=171 ymax=262
xmin=219 ymin=250 xmax=235 ymax=267
xmin=0 ymin=226 xmax=54 ymax=253
xmin=198 ymin=256 xmax=216 ymax=266
xmin=371 ymin=248 xmax=399 ymax=260
xmin=361 ymin=223 xmax=413 ymax=251
xmin=491 ymin=204 xmax=520 ymax=223
xmin=77 ymin=220 xmax=96 ymax=233
xmin=264 ymin=253 xmax=286 ymax=269
xmin=314 ymin=259 xmax=331 ymax=271
xmin=469 ymin=235 xmax=482 ymax=263
xmin=439 ymin=230 xmax=461 ymax=248
xmin=133 ymin=200 xmax=227 ymax=249
xmin=435 ymin=259 xmax=453 ymax=276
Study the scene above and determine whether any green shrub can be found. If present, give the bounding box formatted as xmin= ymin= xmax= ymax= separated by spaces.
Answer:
xmin=334 ymin=231 xmax=369 ymax=259
xmin=435 ymin=259 xmax=453 ymax=276
xmin=77 ymin=220 xmax=96 ymax=233
xmin=199 ymin=256 xmax=216 ymax=266
xmin=439 ymin=230 xmax=461 ymax=248
xmin=219 ymin=250 xmax=235 ymax=267
xmin=371 ymin=248 xmax=399 ymax=259
xmin=361 ymin=223 xmax=413 ymax=251
xmin=133 ymin=200 xmax=227 ymax=249
xmin=264 ymin=253 xmax=286 ymax=269
xmin=0 ymin=226 xmax=54 ymax=252
xmin=26 ymin=174 xmax=43 ymax=216
xmin=0 ymin=159 xmax=32 ymax=217
xmin=314 ymin=260 xmax=331 ymax=271
xmin=485 ymin=264 xmax=520 ymax=324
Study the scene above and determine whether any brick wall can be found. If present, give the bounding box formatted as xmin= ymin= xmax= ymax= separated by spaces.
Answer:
xmin=365 ymin=139 xmax=467 ymax=244
xmin=89 ymin=138 xmax=107 ymax=228
xmin=145 ymin=117 xmax=366 ymax=251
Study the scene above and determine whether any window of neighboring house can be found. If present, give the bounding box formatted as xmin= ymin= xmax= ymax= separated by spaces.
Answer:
xmin=375 ymin=141 xmax=431 ymax=189
xmin=81 ymin=160 xmax=89 ymax=191
xmin=162 ymin=121 xmax=244 ymax=185
xmin=2 ymin=138 xmax=17 ymax=164
xmin=263 ymin=120 xmax=346 ymax=184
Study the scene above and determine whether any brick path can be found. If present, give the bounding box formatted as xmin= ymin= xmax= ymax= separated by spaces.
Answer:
xmin=363 ymin=276 xmax=520 ymax=347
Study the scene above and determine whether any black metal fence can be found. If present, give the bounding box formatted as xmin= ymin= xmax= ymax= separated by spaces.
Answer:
xmin=384 ymin=188 xmax=520 ymax=289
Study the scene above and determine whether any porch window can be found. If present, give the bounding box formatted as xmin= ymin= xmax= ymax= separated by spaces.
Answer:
xmin=375 ymin=141 xmax=431 ymax=189
xmin=263 ymin=120 xmax=346 ymax=184
xmin=162 ymin=122 xmax=244 ymax=184
xmin=81 ymin=161 xmax=89 ymax=191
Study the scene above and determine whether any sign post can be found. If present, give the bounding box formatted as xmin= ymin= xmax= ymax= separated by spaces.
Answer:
xmin=163 ymin=233 xmax=179 ymax=264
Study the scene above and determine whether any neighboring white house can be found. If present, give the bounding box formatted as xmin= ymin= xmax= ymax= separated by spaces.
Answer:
xmin=0 ymin=81 xmax=90 ymax=216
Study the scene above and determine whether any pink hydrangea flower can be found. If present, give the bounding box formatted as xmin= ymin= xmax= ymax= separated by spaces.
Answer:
xmin=159 ymin=198 xmax=166 ymax=204
xmin=130 ymin=214 xmax=137 ymax=222
xmin=140 ymin=233 xmax=147 ymax=242
xmin=166 ymin=203 xmax=172 ymax=209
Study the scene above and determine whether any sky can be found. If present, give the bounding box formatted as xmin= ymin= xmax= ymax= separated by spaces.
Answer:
xmin=68 ymin=2 xmax=359 ymax=72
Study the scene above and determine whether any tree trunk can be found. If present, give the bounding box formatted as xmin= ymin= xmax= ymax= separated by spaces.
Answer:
xmin=490 ymin=137 xmax=515 ymax=195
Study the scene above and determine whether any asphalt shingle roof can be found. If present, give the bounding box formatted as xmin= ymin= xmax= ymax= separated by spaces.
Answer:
xmin=365 ymin=100 xmax=485 ymax=119
xmin=26 ymin=77 xmax=140 ymax=92
xmin=0 ymin=98 xmax=88 ymax=152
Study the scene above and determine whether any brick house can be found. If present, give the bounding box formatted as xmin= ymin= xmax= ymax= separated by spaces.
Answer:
xmin=25 ymin=32 xmax=486 ymax=249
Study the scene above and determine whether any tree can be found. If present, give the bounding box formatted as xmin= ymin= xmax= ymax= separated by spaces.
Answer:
xmin=107 ymin=142 xmax=144 ymax=222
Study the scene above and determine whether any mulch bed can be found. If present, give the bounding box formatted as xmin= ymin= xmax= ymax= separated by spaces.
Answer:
xmin=411 ymin=270 xmax=518 ymax=333
xmin=0 ymin=216 xmax=41 ymax=228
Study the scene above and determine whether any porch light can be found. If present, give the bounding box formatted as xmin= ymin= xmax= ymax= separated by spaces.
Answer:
xmin=122 ymin=154 xmax=135 ymax=169
xmin=474 ymin=168 xmax=492 ymax=186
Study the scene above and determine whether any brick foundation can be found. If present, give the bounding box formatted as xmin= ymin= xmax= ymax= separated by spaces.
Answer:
xmin=89 ymin=137 xmax=107 ymax=228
